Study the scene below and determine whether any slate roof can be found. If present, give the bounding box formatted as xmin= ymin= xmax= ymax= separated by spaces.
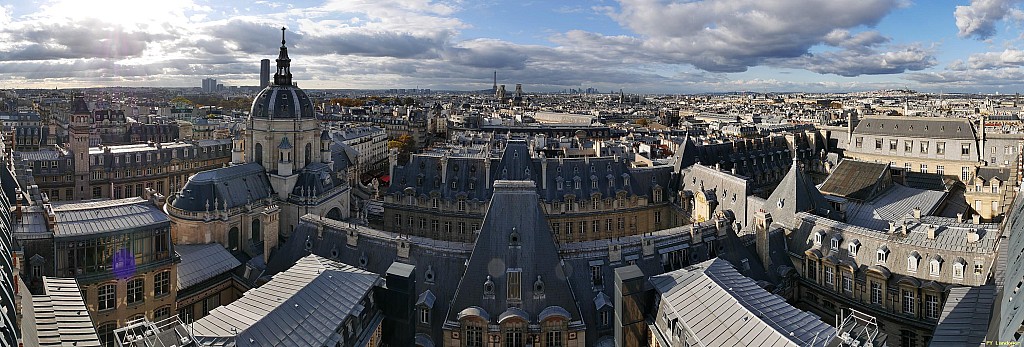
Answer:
xmin=191 ymin=255 xmax=379 ymax=346
xmin=764 ymin=159 xmax=834 ymax=225
xmin=18 ymin=150 xmax=63 ymax=161
xmin=171 ymin=163 xmax=274 ymax=212
xmin=51 ymin=197 xmax=168 ymax=238
xmin=842 ymin=184 xmax=945 ymax=230
xmin=930 ymin=285 xmax=995 ymax=347
xmin=854 ymin=115 xmax=977 ymax=140
xmin=385 ymin=139 xmax=672 ymax=204
xmin=819 ymin=159 xmax=889 ymax=201
xmin=650 ymin=258 xmax=835 ymax=347
xmin=445 ymin=180 xmax=584 ymax=326
xmin=289 ymin=162 xmax=346 ymax=201
xmin=29 ymin=277 xmax=101 ymax=347
xmin=176 ymin=244 xmax=242 ymax=291
xmin=976 ymin=167 xmax=1011 ymax=182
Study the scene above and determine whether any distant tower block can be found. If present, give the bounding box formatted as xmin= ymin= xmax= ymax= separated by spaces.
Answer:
xmin=514 ymin=83 xmax=523 ymax=98
xmin=492 ymin=71 xmax=497 ymax=95
xmin=260 ymin=59 xmax=271 ymax=89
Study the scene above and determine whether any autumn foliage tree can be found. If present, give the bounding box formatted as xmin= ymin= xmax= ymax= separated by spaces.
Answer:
xmin=388 ymin=134 xmax=416 ymax=164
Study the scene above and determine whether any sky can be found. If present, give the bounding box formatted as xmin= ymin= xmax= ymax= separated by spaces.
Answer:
xmin=2 ymin=0 xmax=1024 ymax=93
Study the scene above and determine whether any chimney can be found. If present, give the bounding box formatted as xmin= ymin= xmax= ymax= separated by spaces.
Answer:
xmin=888 ymin=221 xmax=897 ymax=233
xmin=967 ymin=230 xmax=980 ymax=243
xmin=972 ymin=214 xmax=981 ymax=224
xmin=44 ymin=204 xmax=56 ymax=231
xmin=927 ymin=225 xmax=937 ymax=239
xmin=913 ymin=207 xmax=921 ymax=219
xmin=956 ymin=212 xmax=963 ymax=222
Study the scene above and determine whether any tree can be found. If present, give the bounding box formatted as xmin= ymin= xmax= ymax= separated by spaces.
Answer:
xmin=170 ymin=96 xmax=193 ymax=105
xmin=388 ymin=134 xmax=417 ymax=164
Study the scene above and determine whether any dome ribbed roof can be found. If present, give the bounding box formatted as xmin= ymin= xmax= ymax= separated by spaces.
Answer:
xmin=250 ymin=86 xmax=313 ymax=119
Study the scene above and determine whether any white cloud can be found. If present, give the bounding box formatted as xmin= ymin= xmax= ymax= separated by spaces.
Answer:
xmin=954 ymin=0 xmax=1024 ymax=40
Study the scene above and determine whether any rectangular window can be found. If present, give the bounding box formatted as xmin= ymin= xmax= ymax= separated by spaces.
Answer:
xmin=920 ymin=164 xmax=927 ymax=173
xmin=842 ymin=274 xmax=852 ymax=293
xmin=936 ymin=165 xmax=944 ymax=175
xmin=992 ymin=183 xmax=999 ymax=194
xmin=855 ymin=137 xmax=863 ymax=148
xmin=961 ymin=143 xmax=971 ymax=155
xmin=127 ymin=278 xmax=144 ymax=305
xmin=824 ymin=267 xmax=834 ymax=286
xmin=870 ymin=282 xmax=882 ymax=304
xmin=591 ymin=265 xmax=603 ymax=286
xmin=993 ymin=201 xmax=1000 ymax=215
xmin=98 ymin=284 xmax=116 ymax=311
xmin=606 ymin=219 xmax=612 ymax=232
xmin=962 ymin=167 xmax=971 ymax=181
xmin=565 ymin=222 xmax=573 ymax=235
xmin=920 ymin=141 xmax=929 ymax=154
xmin=458 ymin=222 xmax=466 ymax=234
xmin=507 ymin=269 xmax=522 ymax=301
xmin=807 ymin=261 xmax=817 ymax=281
xmin=155 ymin=271 xmax=170 ymax=297
xmin=617 ymin=217 xmax=624 ymax=230
xmin=902 ymin=290 xmax=915 ymax=314
xmin=875 ymin=139 xmax=883 ymax=150
xmin=905 ymin=140 xmax=913 ymax=152
xmin=546 ymin=331 xmax=563 ymax=347
xmin=466 ymin=325 xmax=483 ymax=347
xmin=654 ymin=211 xmax=662 ymax=224
xmin=926 ymin=294 xmax=939 ymax=319
xmin=420 ymin=308 xmax=430 ymax=324
xmin=890 ymin=140 xmax=898 ymax=150
xmin=937 ymin=142 xmax=945 ymax=155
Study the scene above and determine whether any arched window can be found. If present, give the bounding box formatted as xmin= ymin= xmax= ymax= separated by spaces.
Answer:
xmin=228 ymin=227 xmax=239 ymax=250
xmin=97 ymin=322 xmax=117 ymax=347
xmin=251 ymin=218 xmax=262 ymax=243
xmin=305 ymin=142 xmax=312 ymax=165
xmin=254 ymin=143 xmax=263 ymax=165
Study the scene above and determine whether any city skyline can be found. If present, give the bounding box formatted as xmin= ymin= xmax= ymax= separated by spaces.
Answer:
xmin=1 ymin=0 xmax=1024 ymax=93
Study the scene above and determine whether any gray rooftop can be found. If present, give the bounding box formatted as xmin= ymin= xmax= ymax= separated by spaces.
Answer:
xmin=842 ymin=184 xmax=945 ymax=230
xmin=650 ymin=258 xmax=836 ymax=347
xmin=176 ymin=244 xmax=242 ymax=291
xmin=191 ymin=255 xmax=379 ymax=346
xmin=28 ymin=277 xmax=101 ymax=347
xmin=930 ymin=285 xmax=995 ymax=347
xmin=854 ymin=115 xmax=977 ymax=140
xmin=51 ymin=197 xmax=168 ymax=238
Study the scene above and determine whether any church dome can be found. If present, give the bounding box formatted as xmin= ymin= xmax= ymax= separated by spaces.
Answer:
xmin=249 ymin=27 xmax=313 ymax=120
xmin=250 ymin=85 xmax=314 ymax=119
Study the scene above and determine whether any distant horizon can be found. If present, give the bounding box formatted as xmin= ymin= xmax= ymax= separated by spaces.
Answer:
xmin=4 ymin=1 xmax=1024 ymax=93
xmin=8 ymin=85 xmax=1020 ymax=97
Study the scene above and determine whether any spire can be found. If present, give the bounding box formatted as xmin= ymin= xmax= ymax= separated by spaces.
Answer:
xmin=274 ymin=27 xmax=293 ymax=86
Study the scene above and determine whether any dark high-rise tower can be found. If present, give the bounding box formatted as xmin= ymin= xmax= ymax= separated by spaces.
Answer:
xmin=260 ymin=59 xmax=271 ymax=89
xmin=492 ymin=71 xmax=497 ymax=95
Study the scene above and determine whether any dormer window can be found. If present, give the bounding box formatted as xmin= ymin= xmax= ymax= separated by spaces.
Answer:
xmin=908 ymin=252 xmax=920 ymax=272
xmin=813 ymin=232 xmax=824 ymax=246
xmin=953 ymin=259 xmax=965 ymax=280
xmin=847 ymin=240 xmax=859 ymax=257
xmin=830 ymin=235 xmax=842 ymax=251
xmin=876 ymin=245 xmax=889 ymax=263
xmin=930 ymin=256 xmax=943 ymax=277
